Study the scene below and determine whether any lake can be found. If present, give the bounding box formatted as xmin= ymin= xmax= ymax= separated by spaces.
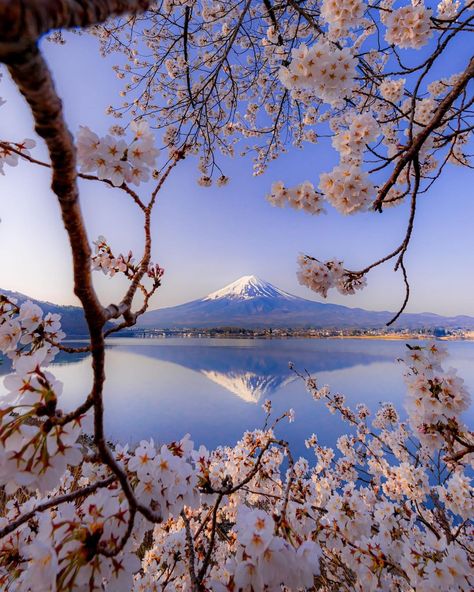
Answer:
xmin=1 ymin=338 xmax=474 ymax=458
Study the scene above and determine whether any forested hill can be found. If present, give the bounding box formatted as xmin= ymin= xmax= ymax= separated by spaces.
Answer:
xmin=1 ymin=288 xmax=89 ymax=336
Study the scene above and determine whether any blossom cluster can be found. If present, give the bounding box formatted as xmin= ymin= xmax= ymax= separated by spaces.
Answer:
xmin=77 ymin=121 xmax=158 ymax=187
xmin=384 ymin=3 xmax=433 ymax=49
xmin=297 ymin=254 xmax=367 ymax=297
xmin=1 ymin=482 xmax=139 ymax=591
xmin=92 ymin=235 xmax=164 ymax=285
xmin=229 ymin=507 xmax=321 ymax=590
xmin=279 ymin=42 xmax=357 ymax=106
xmin=0 ymin=295 xmax=63 ymax=360
xmin=268 ymin=115 xmax=379 ymax=219
xmin=331 ymin=113 xmax=380 ymax=165
xmin=266 ymin=181 xmax=325 ymax=214
xmin=321 ymin=0 xmax=366 ymax=39
xmin=380 ymin=78 xmax=406 ymax=103
xmin=402 ymin=343 xmax=472 ymax=452
xmin=92 ymin=235 xmax=136 ymax=277
xmin=319 ymin=164 xmax=374 ymax=214
xmin=118 ymin=435 xmax=199 ymax=517
xmin=437 ymin=0 xmax=461 ymax=19
xmin=0 ymin=297 xmax=82 ymax=494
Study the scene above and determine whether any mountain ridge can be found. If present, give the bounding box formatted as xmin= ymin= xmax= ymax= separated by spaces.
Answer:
xmin=1 ymin=288 xmax=90 ymax=336
xmin=137 ymin=276 xmax=474 ymax=330
xmin=4 ymin=278 xmax=474 ymax=332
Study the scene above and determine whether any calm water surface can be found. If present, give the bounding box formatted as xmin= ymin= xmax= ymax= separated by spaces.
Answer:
xmin=2 ymin=338 xmax=474 ymax=458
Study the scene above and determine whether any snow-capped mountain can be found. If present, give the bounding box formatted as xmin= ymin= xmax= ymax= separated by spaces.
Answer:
xmin=204 ymin=275 xmax=297 ymax=302
xmin=137 ymin=275 xmax=474 ymax=330
xmin=7 ymin=276 xmax=474 ymax=336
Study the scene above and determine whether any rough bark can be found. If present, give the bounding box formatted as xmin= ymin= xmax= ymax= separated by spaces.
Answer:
xmin=0 ymin=0 xmax=150 ymax=55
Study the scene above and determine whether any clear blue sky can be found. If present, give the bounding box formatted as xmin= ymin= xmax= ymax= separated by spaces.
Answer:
xmin=0 ymin=32 xmax=473 ymax=316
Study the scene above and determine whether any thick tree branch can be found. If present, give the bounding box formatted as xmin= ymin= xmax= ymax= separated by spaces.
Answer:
xmin=0 ymin=0 xmax=151 ymax=55
xmin=4 ymin=48 xmax=106 ymax=329
xmin=0 ymin=0 xmax=165 ymax=541
xmin=374 ymin=56 xmax=474 ymax=211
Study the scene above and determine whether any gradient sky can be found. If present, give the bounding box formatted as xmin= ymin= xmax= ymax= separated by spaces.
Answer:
xmin=1 ymin=31 xmax=473 ymax=317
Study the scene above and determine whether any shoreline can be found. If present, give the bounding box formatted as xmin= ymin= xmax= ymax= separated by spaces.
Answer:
xmin=104 ymin=332 xmax=474 ymax=342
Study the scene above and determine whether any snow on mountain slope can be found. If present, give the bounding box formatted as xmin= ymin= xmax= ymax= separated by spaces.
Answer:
xmin=204 ymin=275 xmax=297 ymax=301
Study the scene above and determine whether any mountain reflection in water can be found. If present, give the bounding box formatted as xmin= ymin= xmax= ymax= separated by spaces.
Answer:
xmin=108 ymin=340 xmax=393 ymax=403
xmin=1 ymin=338 xmax=473 ymax=456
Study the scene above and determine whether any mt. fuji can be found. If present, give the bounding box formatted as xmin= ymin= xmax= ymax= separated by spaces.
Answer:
xmin=136 ymin=275 xmax=474 ymax=330
xmin=203 ymin=275 xmax=298 ymax=302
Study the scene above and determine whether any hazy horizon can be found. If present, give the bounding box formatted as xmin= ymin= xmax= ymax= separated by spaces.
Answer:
xmin=5 ymin=273 xmax=474 ymax=319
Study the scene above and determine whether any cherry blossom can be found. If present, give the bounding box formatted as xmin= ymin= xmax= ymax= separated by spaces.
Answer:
xmin=297 ymin=255 xmax=367 ymax=298
xmin=321 ymin=0 xmax=366 ymax=38
xmin=76 ymin=122 xmax=158 ymax=187
xmin=267 ymin=181 xmax=325 ymax=215
xmin=319 ymin=164 xmax=374 ymax=214
xmin=384 ymin=3 xmax=433 ymax=49
xmin=279 ymin=42 xmax=357 ymax=106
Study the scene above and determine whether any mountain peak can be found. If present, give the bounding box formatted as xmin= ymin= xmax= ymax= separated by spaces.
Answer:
xmin=203 ymin=275 xmax=296 ymax=301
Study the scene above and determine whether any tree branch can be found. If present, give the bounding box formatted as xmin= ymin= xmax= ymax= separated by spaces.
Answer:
xmin=0 ymin=0 xmax=151 ymax=55
xmin=0 ymin=475 xmax=116 ymax=539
